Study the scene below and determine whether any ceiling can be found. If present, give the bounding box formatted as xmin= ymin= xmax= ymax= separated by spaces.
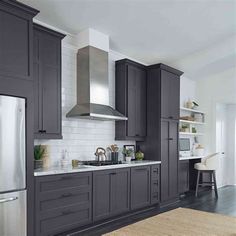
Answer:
xmin=19 ymin=0 xmax=236 ymax=80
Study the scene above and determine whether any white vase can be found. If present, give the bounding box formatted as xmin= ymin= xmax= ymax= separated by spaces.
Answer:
xmin=125 ymin=156 xmax=132 ymax=162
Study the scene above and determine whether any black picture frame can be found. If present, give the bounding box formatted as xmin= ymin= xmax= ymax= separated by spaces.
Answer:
xmin=123 ymin=145 xmax=135 ymax=160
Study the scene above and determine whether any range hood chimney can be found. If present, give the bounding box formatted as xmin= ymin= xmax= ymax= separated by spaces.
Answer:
xmin=66 ymin=29 xmax=127 ymax=121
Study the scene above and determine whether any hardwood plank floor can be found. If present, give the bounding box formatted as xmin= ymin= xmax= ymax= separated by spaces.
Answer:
xmin=63 ymin=185 xmax=236 ymax=236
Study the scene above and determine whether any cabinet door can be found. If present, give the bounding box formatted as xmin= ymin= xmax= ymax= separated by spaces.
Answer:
xmin=33 ymin=31 xmax=41 ymax=133
xmin=41 ymin=33 xmax=61 ymax=135
xmin=160 ymin=119 xmax=169 ymax=202
xmin=131 ymin=166 xmax=150 ymax=210
xmin=33 ymin=25 xmax=63 ymax=139
xmin=0 ymin=9 xmax=32 ymax=80
xmin=178 ymin=160 xmax=189 ymax=193
xmin=169 ymin=120 xmax=179 ymax=199
xmin=111 ymin=168 xmax=130 ymax=215
xmin=93 ymin=170 xmax=111 ymax=221
xmin=161 ymin=70 xmax=179 ymax=120
xmin=127 ymin=65 xmax=137 ymax=137
xmin=135 ymin=67 xmax=146 ymax=137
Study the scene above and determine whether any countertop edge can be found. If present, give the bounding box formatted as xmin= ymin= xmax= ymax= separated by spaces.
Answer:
xmin=34 ymin=161 xmax=161 ymax=177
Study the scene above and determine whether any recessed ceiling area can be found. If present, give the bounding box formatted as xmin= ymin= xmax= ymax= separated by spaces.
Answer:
xmin=19 ymin=0 xmax=236 ymax=80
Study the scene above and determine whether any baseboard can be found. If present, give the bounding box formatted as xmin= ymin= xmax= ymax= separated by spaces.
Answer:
xmin=60 ymin=204 xmax=159 ymax=236
xmin=160 ymin=197 xmax=180 ymax=209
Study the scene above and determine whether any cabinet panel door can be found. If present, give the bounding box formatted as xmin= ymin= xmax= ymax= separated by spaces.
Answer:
xmin=169 ymin=120 xmax=179 ymax=198
xmin=111 ymin=169 xmax=130 ymax=215
xmin=160 ymin=119 xmax=169 ymax=202
xmin=161 ymin=70 xmax=179 ymax=120
xmin=127 ymin=65 xmax=136 ymax=137
xmin=169 ymin=74 xmax=180 ymax=120
xmin=0 ymin=10 xmax=31 ymax=80
xmin=178 ymin=160 xmax=189 ymax=193
xmin=33 ymin=32 xmax=42 ymax=133
xmin=135 ymin=67 xmax=146 ymax=137
xmin=93 ymin=170 xmax=111 ymax=221
xmin=41 ymin=33 xmax=61 ymax=135
xmin=131 ymin=166 xmax=150 ymax=210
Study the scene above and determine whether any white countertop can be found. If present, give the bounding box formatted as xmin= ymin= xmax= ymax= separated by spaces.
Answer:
xmin=179 ymin=156 xmax=205 ymax=161
xmin=34 ymin=160 xmax=161 ymax=176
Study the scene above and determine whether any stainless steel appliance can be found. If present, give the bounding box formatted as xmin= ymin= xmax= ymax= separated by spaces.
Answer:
xmin=0 ymin=95 xmax=26 ymax=236
xmin=66 ymin=46 xmax=128 ymax=121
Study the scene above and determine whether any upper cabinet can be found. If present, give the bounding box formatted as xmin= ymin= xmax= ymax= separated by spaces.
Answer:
xmin=0 ymin=0 xmax=39 ymax=80
xmin=33 ymin=24 xmax=65 ymax=139
xmin=115 ymin=59 xmax=147 ymax=141
xmin=160 ymin=69 xmax=180 ymax=120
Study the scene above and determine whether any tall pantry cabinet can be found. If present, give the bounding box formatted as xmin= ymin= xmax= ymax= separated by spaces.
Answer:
xmin=138 ymin=63 xmax=183 ymax=206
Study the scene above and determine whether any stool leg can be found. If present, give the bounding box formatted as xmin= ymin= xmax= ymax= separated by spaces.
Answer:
xmin=213 ymin=170 xmax=218 ymax=198
xmin=195 ymin=170 xmax=200 ymax=197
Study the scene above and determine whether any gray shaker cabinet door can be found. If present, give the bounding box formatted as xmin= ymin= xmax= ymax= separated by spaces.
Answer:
xmin=111 ymin=168 xmax=130 ymax=215
xmin=130 ymin=166 xmax=150 ymax=210
xmin=33 ymin=24 xmax=64 ymax=139
xmin=93 ymin=170 xmax=111 ymax=221
xmin=0 ymin=8 xmax=32 ymax=80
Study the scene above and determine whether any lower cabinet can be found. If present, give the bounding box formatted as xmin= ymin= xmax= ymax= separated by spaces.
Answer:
xmin=93 ymin=168 xmax=130 ymax=221
xmin=178 ymin=160 xmax=190 ymax=194
xmin=34 ymin=172 xmax=92 ymax=236
xmin=130 ymin=166 xmax=151 ymax=210
xmin=34 ymin=165 xmax=160 ymax=235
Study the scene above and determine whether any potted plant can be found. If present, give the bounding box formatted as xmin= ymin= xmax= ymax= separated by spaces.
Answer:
xmin=34 ymin=145 xmax=45 ymax=169
xmin=123 ymin=147 xmax=134 ymax=162
xmin=135 ymin=150 xmax=144 ymax=161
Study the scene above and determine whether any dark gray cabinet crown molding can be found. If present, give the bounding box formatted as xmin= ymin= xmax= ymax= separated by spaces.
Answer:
xmin=147 ymin=63 xmax=183 ymax=76
xmin=0 ymin=0 xmax=39 ymax=17
xmin=33 ymin=23 xmax=66 ymax=39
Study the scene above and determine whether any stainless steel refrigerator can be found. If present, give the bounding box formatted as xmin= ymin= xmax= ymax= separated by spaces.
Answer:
xmin=0 ymin=95 xmax=26 ymax=236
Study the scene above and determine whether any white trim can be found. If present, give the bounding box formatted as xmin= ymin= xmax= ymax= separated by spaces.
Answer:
xmin=179 ymin=120 xmax=206 ymax=125
xmin=180 ymin=107 xmax=205 ymax=114
xmin=179 ymin=132 xmax=204 ymax=136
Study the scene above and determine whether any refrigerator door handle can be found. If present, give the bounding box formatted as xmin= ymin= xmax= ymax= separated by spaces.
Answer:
xmin=0 ymin=196 xmax=18 ymax=204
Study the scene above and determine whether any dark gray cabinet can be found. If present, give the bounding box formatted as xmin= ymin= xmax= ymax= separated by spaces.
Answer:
xmin=179 ymin=160 xmax=190 ymax=193
xmin=161 ymin=119 xmax=179 ymax=202
xmin=130 ymin=166 xmax=150 ymax=210
xmin=151 ymin=165 xmax=160 ymax=204
xmin=93 ymin=168 xmax=130 ymax=221
xmin=161 ymin=70 xmax=180 ymax=120
xmin=138 ymin=63 xmax=183 ymax=206
xmin=33 ymin=24 xmax=65 ymax=139
xmin=115 ymin=59 xmax=146 ymax=141
xmin=35 ymin=172 xmax=92 ymax=236
xmin=35 ymin=164 xmax=160 ymax=235
xmin=0 ymin=1 xmax=38 ymax=81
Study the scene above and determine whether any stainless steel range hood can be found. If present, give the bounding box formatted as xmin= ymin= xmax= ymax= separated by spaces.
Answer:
xmin=66 ymin=46 xmax=127 ymax=121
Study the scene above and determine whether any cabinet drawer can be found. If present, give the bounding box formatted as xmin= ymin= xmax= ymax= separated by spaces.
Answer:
xmin=38 ymin=188 xmax=91 ymax=212
xmin=151 ymin=192 xmax=159 ymax=204
xmin=151 ymin=180 xmax=159 ymax=193
xmin=36 ymin=172 xmax=92 ymax=193
xmin=151 ymin=165 xmax=159 ymax=180
xmin=37 ymin=203 xmax=91 ymax=236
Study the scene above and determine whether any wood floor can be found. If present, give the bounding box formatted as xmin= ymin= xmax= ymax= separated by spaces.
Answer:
xmin=65 ymin=186 xmax=236 ymax=236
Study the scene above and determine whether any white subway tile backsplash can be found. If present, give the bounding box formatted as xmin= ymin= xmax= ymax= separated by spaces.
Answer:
xmin=35 ymin=38 xmax=135 ymax=166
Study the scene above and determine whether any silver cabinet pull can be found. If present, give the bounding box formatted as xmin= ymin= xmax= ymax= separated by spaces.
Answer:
xmin=0 ymin=197 xmax=18 ymax=203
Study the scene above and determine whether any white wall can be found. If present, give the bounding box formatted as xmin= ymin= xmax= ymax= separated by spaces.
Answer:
xmin=225 ymin=104 xmax=236 ymax=185
xmin=180 ymin=76 xmax=196 ymax=107
xmin=196 ymin=70 xmax=236 ymax=187
xmin=35 ymin=37 xmax=136 ymax=166
xmin=196 ymin=71 xmax=236 ymax=154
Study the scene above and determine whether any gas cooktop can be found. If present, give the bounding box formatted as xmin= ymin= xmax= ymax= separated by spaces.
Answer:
xmin=81 ymin=160 xmax=123 ymax=166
